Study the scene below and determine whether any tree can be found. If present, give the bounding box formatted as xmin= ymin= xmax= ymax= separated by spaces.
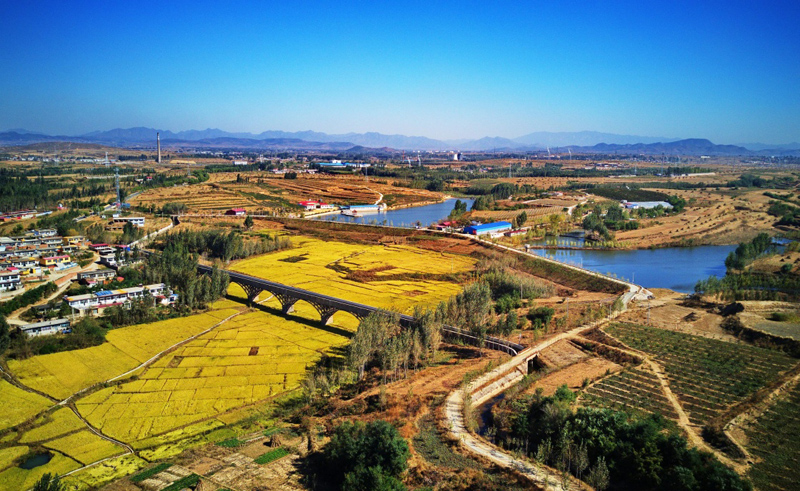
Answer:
xmin=244 ymin=215 xmax=254 ymax=229
xmin=515 ymin=211 xmax=528 ymax=228
xmin=33 ymin=473 xmax=64 ymax=491
xmin=0 ymin=315 xmax=10 ymax=356
xmin=322 ymin=420 xmax=410 ymax=490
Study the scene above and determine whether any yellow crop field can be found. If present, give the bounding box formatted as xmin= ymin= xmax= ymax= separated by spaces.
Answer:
xmin=77 ymin=309 xmax=349 ymax=443
xmin=229 ymin=237 xmax=475 ymax=317
xmin=44 ymin=430 xmax=125 ymax=465
xmin=0 ymin=452 xmax=80 ymax=491
xmin=62 ymin=454 xmax=147 ymax=491
xmin=0 ymin=379 xmax=52 ymax=431
xmin=0 ymin=446 xmax=28 ymax=471
xmin=8 ymin=308 xmax=242 ymax=400
xmin=19 ymin=407 xmax=83 ymax=443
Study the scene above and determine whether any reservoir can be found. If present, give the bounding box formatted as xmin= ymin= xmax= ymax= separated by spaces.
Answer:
xmin=312 ymin=199 xmax=735 ymax=293
xmin=531 ymin=245 xmax=736 ymax=293
xmin=313 ymin=198 xmax=474 ymax=228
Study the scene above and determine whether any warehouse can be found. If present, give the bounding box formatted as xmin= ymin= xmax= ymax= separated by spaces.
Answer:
xmin=462 ymin=221 xmax=513 ymax=237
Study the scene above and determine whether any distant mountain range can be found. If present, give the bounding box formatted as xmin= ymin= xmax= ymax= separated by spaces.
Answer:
xmin=1 ymin=127 xmax=798 ymax=156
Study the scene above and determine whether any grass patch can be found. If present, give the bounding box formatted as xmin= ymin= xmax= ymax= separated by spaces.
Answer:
xmin=413 ymin=414 xmax=478 ymax=470
xmin=215 ymin=437 xmax=244 ymax=448
xmin=162 ymin=473 xmax=201 ymax=491
xmin=130 ymin=462 xmax=172 ymax=482
xmin=263 ymin=427 xmax=282 ymax=437
xmin=254 ymin=447 xmax=289 ymax=465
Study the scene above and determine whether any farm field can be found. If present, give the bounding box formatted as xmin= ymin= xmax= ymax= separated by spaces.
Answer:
xmin=0 ymin=379 xmax=52 ymax=432
xmin=0 ymin=452 xmax=80 ymax=491
xmin=7 ymin=308 xmax=241 ymax=400
xmin=603 ymin=322 xmax=797 ymax=426
xmin=75 ymin=309 xmax=350 ymax=443
xmin=741 ymin=382 xmax=800 ymax=491
xmin=581 ymin=366 xmax=679 ymax=420
xmin=131 ymin=173 xmax=444 ymax=214
xmin=229 ymin=236 xmax=475 ymax=319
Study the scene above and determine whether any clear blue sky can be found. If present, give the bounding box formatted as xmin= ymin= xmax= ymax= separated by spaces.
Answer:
xmin=1 ymin=0 xmax=798 ymax=143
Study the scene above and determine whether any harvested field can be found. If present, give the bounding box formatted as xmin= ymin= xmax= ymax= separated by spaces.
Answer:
xmin=604 ymin=322 xmax=797 ymax=426
xmin=131 ymin=173 xmax=444 ymax=213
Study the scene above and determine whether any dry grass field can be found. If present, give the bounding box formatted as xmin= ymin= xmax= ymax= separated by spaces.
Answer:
xmin=613 ymin=188 xmax=781 ymax=247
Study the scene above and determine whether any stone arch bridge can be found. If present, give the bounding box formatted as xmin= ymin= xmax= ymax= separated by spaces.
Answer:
xmin=197 ymin=265 xmax=523 ymax=356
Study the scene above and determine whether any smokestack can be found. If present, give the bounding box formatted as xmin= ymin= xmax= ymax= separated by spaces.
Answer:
xmin=157 ymin=132 xmax=162 ymax=164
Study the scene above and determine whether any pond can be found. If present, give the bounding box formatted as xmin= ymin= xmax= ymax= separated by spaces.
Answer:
xmin=531 ymin=244 xmax=736 ymax=293
xmin=19 ymin=452 xmax=52 ymax=470
xmin=312 ymin=198 xmax=474 ymax=228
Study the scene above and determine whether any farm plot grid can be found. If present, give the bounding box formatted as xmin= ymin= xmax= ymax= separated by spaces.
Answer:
xmin=603 ymin=323 xmax=797 ymax=426
xmin=7 ymin=308 xmax=241 ymax=400
xmin=229 ymin=237 xmax=475 ymax=316
xmin=580 ymin=366 xmax=679 ymax=420
xmin=742 ymin=382 xmax=800 ymax=491
xmin=76 ymin=310 xmax=350 ymax=443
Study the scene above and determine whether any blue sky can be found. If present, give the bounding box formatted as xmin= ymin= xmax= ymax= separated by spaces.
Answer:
xmin=1 ymin=0 xmax=798 ymax=143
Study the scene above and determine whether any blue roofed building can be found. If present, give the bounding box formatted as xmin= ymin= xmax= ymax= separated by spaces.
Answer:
xmin=462 ymin=221 xmax=513 ymax=236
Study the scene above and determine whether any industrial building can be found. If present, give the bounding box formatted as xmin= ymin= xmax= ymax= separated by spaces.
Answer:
xmin=462 ymin=221 xmax=513 ymax=236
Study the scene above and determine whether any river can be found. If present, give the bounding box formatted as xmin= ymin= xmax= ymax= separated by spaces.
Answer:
xmin=313 ymin=199 xmax=734 ymax=293
xmin=312 ymin=198 xmax=474 ymax=228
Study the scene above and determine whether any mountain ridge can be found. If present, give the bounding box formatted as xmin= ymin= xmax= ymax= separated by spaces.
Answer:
xmin=1 ymin=128 xmax=798 ymax=155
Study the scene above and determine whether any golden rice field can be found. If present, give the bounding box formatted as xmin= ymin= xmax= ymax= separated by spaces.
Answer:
xmin=76 ymin=309 xmax=350 ymax=443
xmin=0 ymin=452 xmax=80 ymax=491
xmin=19 ymin=407 xmax=83 ymax=443
xmin=0 ymin=406 xmax=126 ymax=490
xmin=229 ymin=236 xmax=475 ymax=321
xmin=8 ymin=308 xmax=241 ymax=400
xmin=0 ymin=379 xmax=51 ymax=432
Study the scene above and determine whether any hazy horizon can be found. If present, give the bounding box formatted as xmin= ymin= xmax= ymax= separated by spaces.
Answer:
xmin=1 ymin=1 xmax=798 ymax=145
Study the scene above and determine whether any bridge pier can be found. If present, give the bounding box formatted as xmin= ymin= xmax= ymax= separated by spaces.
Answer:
xmin=274 ymin=293 xmax=298 ymax=314
xmin=240 ymin=284 xmax=263 ymax=305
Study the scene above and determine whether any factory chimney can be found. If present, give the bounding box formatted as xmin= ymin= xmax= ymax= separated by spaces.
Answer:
xmin=157 ymin=132 xmax=162 ymax=164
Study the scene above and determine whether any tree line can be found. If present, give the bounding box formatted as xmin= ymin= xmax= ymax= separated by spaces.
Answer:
xmin=492 ymin=385 xmax=751 ymax=490
xmin=154 ymin=229 xmax=292 ymax=262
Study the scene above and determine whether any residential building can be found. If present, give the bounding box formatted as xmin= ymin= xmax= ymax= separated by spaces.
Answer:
xmin=64 ymin=283 xmax=169 ymax=316
xmin=0 ymin=271 xmax=21 ymax=291
xmin=40 ymin=255 xmax=71 ymax=268
xmin=108 ymin=216 xmax=145 ymax=228
xmin=20 ymin=318 xmax=71 ymax=337
xmin=76 ymin=269 xmax=116 ymax=283
xmin=225 ymin=208 xmax=246 ymax=216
